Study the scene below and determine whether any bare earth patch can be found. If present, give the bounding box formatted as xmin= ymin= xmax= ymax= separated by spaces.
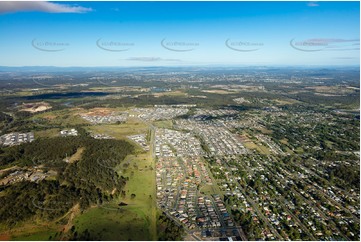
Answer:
xmin=0 ymin=233 xmax=10 ymax=241
xmin=81 ymin=108 xmax=114 ymax=116
xmin=20 ymin=102 xmax=52 ymax=113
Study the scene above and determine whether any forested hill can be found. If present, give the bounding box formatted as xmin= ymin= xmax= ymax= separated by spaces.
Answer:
xmin=0 ymin=136 xmax=135 ymax=227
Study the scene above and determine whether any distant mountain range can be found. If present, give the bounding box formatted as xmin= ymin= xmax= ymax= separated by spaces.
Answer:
xmin=0 ymin=65 xmax=359 ymax=73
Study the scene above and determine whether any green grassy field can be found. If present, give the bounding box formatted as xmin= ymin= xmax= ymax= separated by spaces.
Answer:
xmin=153 ymin=120 xmax=173 ymax=129
xmin=86 ymin=121 xmax=148 ymax=139
xmin=243 ymin=139 xmax=271 ymax=155
xmin=199 ymin=184 xmax=222 ymax=196
xmin=33 ymin=109 xmax=88 ymax=127
xmin=34 ymin=128 xmax=59 ymax=138
xmin=71 ymin=152 xmax=157 ymax=241
xmin=11 ymin=230 xmax=56 ymax=241
xmin=71 ymin=206 xmax=151 ymax=240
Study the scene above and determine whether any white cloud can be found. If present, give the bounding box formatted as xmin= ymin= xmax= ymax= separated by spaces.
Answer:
xmin=307 ymin=2 xmax=319 ymax=7
xmin=0 ymin=2 xmax=92 ymax=14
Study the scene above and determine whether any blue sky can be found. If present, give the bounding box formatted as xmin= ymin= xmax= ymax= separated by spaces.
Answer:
xmin=0 ymin=1 xmax=359 ymax=67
